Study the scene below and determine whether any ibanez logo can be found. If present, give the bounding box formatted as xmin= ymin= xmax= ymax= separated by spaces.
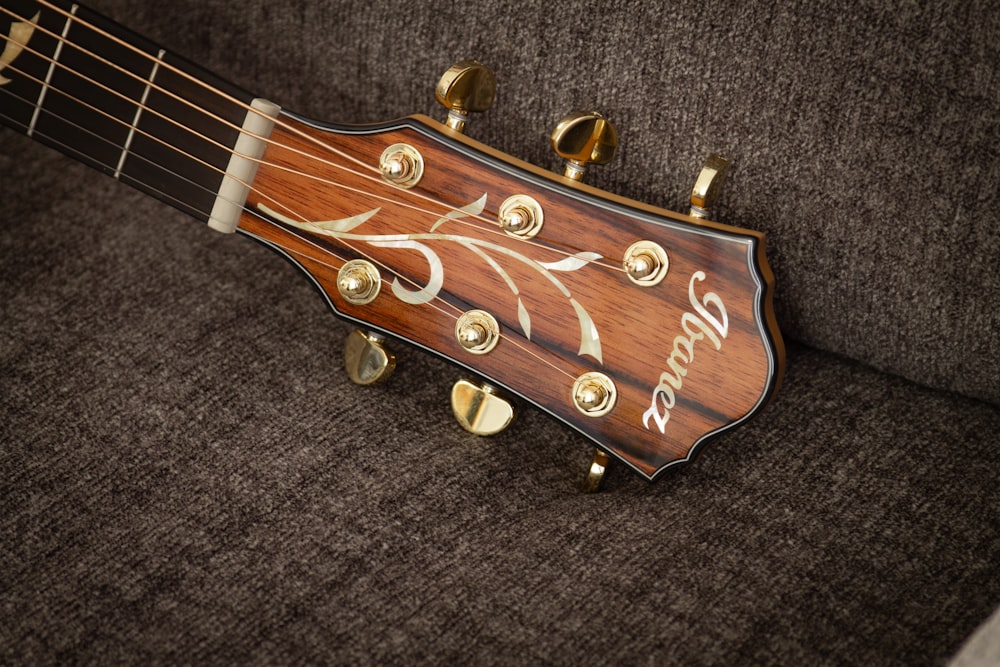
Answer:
xmin=642 ymin=271 xmax=729 ymax=434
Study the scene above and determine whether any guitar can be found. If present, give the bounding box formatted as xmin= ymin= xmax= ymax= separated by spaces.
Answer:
xmin=0 ymin=0 xmax=784 ymax=485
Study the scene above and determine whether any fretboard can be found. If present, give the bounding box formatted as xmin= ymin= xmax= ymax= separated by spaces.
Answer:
xmin=0 ymin=0 xmax=261 ymax=224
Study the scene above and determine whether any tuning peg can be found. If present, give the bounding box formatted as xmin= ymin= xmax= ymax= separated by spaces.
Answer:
xmin=344 ymin=329 xmax=396 ymax=385
xmin=550 ymin=111 xmax=618 ymax=181
xmin=581 ymin=449 xmax=611 ymax=493
xmin=435 ymin=60 xmax=497 ymax=134
xmin=451 ymin=379 xmax=515 ymax=436
xmin=689 ymin=154 xmax=731 ymax=219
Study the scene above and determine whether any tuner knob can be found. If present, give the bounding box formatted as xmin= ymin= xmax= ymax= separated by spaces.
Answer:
xmin=689 ymin=154 xmax=731 ymax=219
xmin=451 ymin=379 xmax=515 ymax=436
xmin=344 ymin=329 xmax=396 ymax=385
xmin=582 ymin=449 xmax=611 ymax=493
xmin=435 ymin=60 xmax=497 ymax=134
xmin=550 ymin=111 xmax=618 ymax=181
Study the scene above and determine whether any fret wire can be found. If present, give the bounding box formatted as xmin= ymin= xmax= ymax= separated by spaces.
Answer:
xmin=115 ymin=47 xmax=164 ymax=179
xmin=27 ymin=2 xmax=76 ymax=137
xmin=1 ymin=83 xmax=578 ymax=385
xmin=0 ymin=28 xmax=238 ymax=178
xmin=5 ymin=2 xmax=627 ymax=275
xmin=2 ymin=60 xmax=238 ymax=202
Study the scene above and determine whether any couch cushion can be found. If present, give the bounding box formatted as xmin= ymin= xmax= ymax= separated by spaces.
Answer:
xmin=1 ymin=138 xmax=998 ymax=664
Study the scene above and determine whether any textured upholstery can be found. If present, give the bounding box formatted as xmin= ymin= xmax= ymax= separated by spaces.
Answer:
xmin=1 ymin=0 xmax=998 ymax=664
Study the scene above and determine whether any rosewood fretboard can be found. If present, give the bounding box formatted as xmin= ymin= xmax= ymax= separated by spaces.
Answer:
xmin=0 ymin=0 xmax=254 ymax=222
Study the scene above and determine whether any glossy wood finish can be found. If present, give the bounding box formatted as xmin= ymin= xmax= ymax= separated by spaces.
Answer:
xmin=241 ymin=113 xmax=785 ymax=480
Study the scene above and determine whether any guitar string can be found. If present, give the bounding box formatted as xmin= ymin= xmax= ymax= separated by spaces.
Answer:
xmin=0 ymin=78 xmax=580 ymax=384
xmin=0 ymin=14 xmax=640 ymax=403
xmin=0 ymin=94 xmax=231 ymax=214
xmin=2 ymin=3 xmax=629 ymax=275
xmin=0 ymin=89 xmax=579 ymax=386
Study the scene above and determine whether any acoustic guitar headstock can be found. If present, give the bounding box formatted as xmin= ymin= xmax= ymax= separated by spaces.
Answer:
xmin=238 ymin=61 xmax=784 ymax=488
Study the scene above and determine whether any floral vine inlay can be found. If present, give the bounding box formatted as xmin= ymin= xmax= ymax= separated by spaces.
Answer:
xmin=257 ymin=196 xmax=605 ymax=363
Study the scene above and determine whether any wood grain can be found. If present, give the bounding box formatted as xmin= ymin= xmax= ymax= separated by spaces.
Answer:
xmin=239 ymin=113 xmax=785 ymax=480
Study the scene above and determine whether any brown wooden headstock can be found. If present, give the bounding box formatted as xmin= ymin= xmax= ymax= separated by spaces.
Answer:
xmin=238 ymin=110 xmax=784 ymax=481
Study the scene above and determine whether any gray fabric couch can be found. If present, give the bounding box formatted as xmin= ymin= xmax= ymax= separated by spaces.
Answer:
xmin=2 ymin=0 xmax=997 ymax=664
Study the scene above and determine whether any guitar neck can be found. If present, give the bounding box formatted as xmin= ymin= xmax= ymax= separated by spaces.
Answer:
xmin=0 ymin=0 xmax=262 ymax=225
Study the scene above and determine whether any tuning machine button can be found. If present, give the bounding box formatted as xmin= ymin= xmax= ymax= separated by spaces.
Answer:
xmin=582 ymin=449 xmax=611 ymax=493
xmin=451 ymin=379 xmax=515 ymax=436
xmin=689 ymin=154 xmax=731 ymax=219
xmin=550 ymin=111 xmax=618 ymax=181
xmin=435 ymin=60 xmax=497 ymax=134
xmin=344 ymin=329 xmax=396 ymax=385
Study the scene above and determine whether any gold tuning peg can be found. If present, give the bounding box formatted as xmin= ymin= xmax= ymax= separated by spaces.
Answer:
xmin=344 ymin=329 xmax=395 ymax=385
xmin=582 ymin=449 xmax=611 ymax=493
xmin=451 ymin=379 xmax=515 ymax=436
xmin=435 ymin=60 xmax=497 ymax=133
xmin=550 ymin=111 xmax=618 ymax=181
xmin=689 ymin=154 xmax=731 ymax=219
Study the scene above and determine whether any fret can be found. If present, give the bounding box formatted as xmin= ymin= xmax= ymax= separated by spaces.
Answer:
xmin=114 ymin=47 xmax=163 ymax=179
xmin=27 ymin=2 xmax=74 ymax=136
xmin=0 ymin=2 xmax=67 ymax=132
